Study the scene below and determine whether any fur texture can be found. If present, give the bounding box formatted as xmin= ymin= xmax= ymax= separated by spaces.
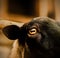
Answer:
xmin=9 ymin=39 xmax=24 ymax=58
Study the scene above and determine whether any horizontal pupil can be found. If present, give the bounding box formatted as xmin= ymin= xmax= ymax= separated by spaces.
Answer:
xmin=30 ymin=31 xmax=35 ymax=32
xmin=30 ymin=29 xmax=36 ymax=32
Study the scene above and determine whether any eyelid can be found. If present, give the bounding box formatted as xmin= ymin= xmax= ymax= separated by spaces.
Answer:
xmin=29 ymin=26 xmax=38 ymax=30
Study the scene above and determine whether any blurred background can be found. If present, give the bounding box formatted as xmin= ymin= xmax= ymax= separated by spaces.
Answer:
xmin=0 ymin=0 xmax=60 ymax=58
xmin=0 ymin=0 xmax=60 ymax=22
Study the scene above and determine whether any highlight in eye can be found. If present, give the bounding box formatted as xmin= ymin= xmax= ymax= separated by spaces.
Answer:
xmin=28 ymin=28 xmax=37 ymax=35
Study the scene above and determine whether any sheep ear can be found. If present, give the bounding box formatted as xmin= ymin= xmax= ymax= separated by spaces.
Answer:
xmin=2 ymin=25 xmax=20 ymax=40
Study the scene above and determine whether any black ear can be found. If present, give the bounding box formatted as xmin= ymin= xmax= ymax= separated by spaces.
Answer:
xmin=2 ymin=25 xmax=20 ymax=40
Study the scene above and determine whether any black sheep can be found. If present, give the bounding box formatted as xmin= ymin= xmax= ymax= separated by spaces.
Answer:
xmin=2 ymin=17 xmax=60 ymax=58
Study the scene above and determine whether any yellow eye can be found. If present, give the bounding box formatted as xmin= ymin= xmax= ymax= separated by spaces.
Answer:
xmin=29 ymin=28 xmax=37 ymax=35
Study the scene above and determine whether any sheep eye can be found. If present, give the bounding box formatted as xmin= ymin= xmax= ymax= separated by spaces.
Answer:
xmin=28 ymin=28 xmax=37 ymax=35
